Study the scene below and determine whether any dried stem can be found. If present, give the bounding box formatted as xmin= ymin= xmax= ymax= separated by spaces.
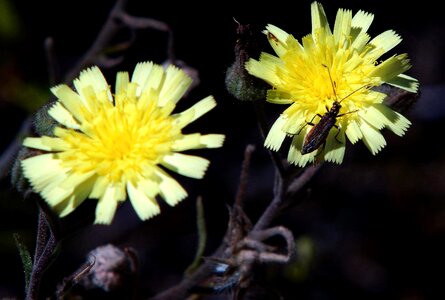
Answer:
xmin=235 ymin=144 xmax=256 ymax=207
xmin=44 ymin=37 xmax=59 ymax=86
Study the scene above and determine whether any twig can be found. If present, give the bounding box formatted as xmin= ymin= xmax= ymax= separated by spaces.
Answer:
xmin=235 ymin=144 xmax=255 ymax=207
xmin=252 ymin=164 xmax=321 ymax=232
xmin=44 ymin=37 xmax=59 ymax=86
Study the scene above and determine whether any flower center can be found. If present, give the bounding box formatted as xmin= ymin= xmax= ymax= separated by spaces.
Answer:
xmin=56 ymin=95 xmax=178 ymax=183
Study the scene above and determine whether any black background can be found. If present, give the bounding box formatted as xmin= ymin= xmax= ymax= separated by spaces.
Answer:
xmin=1 ymin=0 xmax=445 ymax=299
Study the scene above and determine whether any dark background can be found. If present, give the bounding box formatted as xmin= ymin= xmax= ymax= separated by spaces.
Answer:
xmin=1 ymin=0 xmax=445 ymax=299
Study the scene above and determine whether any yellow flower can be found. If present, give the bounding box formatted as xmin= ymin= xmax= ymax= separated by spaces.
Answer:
xmin=21 ymin=62 xmax=225 ymax=224
xmin=246 ymin=1 xmax=419 ymax=167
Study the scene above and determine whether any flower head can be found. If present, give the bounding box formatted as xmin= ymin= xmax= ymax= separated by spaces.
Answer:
xmin=21 ymin=62 xmax=224 ymax=224
xmin=246 ymin=1 xmax=419 ymax=167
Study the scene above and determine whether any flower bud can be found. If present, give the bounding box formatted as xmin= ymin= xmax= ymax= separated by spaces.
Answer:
xmin=225 ymin=22 xmax=267 ymax=101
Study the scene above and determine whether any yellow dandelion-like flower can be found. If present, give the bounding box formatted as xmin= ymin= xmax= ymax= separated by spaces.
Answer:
xmin=21 ymin=62 xmax=225 ymax=224
xmin=246 ymin=1 xmax=419 ymax=167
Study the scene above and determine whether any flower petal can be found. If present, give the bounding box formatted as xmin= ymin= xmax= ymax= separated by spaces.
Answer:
xmin=173 ymin=96 xmax=216 ymax=128
xmin=162 ymin=153 xmax=209 ymax=179
xmin=48 ymin=101 xmax=80 ymax=130
xmin=369 ymin=54 xmax=412 ymax=83
xmin=127 ymin=181 xmax=160 ymax=220
xmin=73 ymin=66 xmax=112 ymax=104
xmin=360 ymin=121 xmax=387 ymax=155
xmin=264 ymin=24 xmax=290 ymax=57
xmin=172 ymin=134 xmax=225 ymax=151
xmin=368 ymin=30 xmax=402 ymax=56
xmin=311 ymin=1 xmax=331 ymax=36
xmin=23 ymin=136 xmax=69 ymax=152
xmin=324 ymin=128 xmax=346 ymax=164
xmin=158 ymin=65 xmax=192 ymax=107
xmin=265 ymin=114 xmax=288 ymax=151
xmin=246 ymin=52 xmax=282 ymax=87
xmin=288 ymin=130 xmax=317 ymax=167
xmin=351 ymin=10 xmax=374 ymax=34
xmin=345 ymin=120 xmax=363 ymax=144
xmin=384 ymin=74 xmax=419 ymax=93
xmin=94 ymin=185 xmax=120 ymax=224
xmin=50 ymin=85 xmax=87 ymax=123
xmin=21 ymin=154 xmax=68 ymax=192
xmin=156 ymin=169 xmax=187 ymax=206
xmin=333 ymin=8 xmax=352 ymax=44
xmin=115 ymin=71 xmax=129 ymax=96
xmin=131 ymin=61 xmax=165 ymax=97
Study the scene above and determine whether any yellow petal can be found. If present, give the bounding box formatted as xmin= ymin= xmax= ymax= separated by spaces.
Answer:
xmin=23 ymin=137 xmax=68 ymax=152
xmin=360 ymin=121 xmax=387 ymax=155
xmin=173 ymin=96 xmax=216 ymax=129
xmin=333 ymin=8 xmax=352 ymax=44
xmin=311 ymin=1 xmax=331 ymax=36
xmin=162 ymin=153 xmax=209 ymax=179
xmin=265 ymin=115 xmax=288 ymax=151
xmin=324 ymin=129 xmax=346 ymax=164
xmin=115 ymin=71 xmax=129 ymax=96
xmin=55 ymin=173 xmax=96 ymax=217
xmin=288 ymin=129 xmax=317 ymax=167
xmin=48 ymin=102 xmax=80 ymax=130
xmin=50 ymin=85 xmax=86 ymax=123
xmin=158 ymin=65 xmax=192 ymax=107
xmin=21 ymin=153 xmax=68 ymax=192
xmin=246 ymin=53 xmax=282 ymax=86
xmin=172 ymin=133 xmax=225 ymax=151
xmin=156 ymin=169 xmax=187 ymax=206
xmin=264 ymin=24 xmax=290 ymax=57
xmin=351 ymin=10 xmax=374 ymax=34
xmin=131 ymin=61 xmax=165 ymax=97
xmin=73 ymin=66 xmax=112 ymax=104
xmin=368 ymin=30 xmax=401 ymax=57
xmin=369 ymin=54 xmax=411 ymax=83
xmin=94 ymin=185 xmax=119 ymax=224
xmin=385 ymin=74 xmax=419 ymax=93
xmin=127 ymin=181 xmax=160 ymax=220
xmin=135 ymin=177 xmax=160 ymax=198
xmin=345 ymin=120 xmax=363 ymax=144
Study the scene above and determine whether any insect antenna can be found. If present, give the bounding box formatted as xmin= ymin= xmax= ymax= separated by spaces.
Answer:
xmin=322 ymin=64 xmax=338 ymax=101
xmin=322 ymin=64 xmax=372 ymax=104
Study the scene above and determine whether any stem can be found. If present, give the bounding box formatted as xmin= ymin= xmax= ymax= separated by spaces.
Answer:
xmin=25 ymin=208 xmax=59 ymax=300
xmin=252 ymin=172 xmax=284 ymax=232
xmin=253 ymin=164 xmax=321 ymax=232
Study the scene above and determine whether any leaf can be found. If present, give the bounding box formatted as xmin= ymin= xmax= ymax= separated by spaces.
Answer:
xmin=13 ymin=232 xmax=33 ymax=290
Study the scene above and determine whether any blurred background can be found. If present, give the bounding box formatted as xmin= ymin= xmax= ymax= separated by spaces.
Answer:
xmin=1 ymin=0 xmax=445 ymax=299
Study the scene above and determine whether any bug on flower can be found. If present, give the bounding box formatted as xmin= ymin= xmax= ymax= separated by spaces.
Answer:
xmin=301 ymin=65 xmax=367 ymax=154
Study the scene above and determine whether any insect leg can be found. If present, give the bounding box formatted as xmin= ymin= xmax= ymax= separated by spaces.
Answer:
xmin=297 ymin=113 xmax=322 ymax=135
xmin=333 ymin=125 xmax=342 ymax=143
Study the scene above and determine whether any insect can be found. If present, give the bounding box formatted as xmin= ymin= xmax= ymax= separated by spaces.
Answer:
xmin=300 ymin=64 xmax=367 ymax=154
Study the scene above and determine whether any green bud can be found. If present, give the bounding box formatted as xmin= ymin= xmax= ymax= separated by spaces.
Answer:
xmin=33 ymin=100 xmax=58 ymax=137
xmin=225 ymin=22 xmax=268 ymax=101
xmin=10 ymin=146 xmax=38 ymax=195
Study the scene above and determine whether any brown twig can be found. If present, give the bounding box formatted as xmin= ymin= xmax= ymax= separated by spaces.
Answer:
xmin=235 ymin=144 xmax=255 ymax=207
